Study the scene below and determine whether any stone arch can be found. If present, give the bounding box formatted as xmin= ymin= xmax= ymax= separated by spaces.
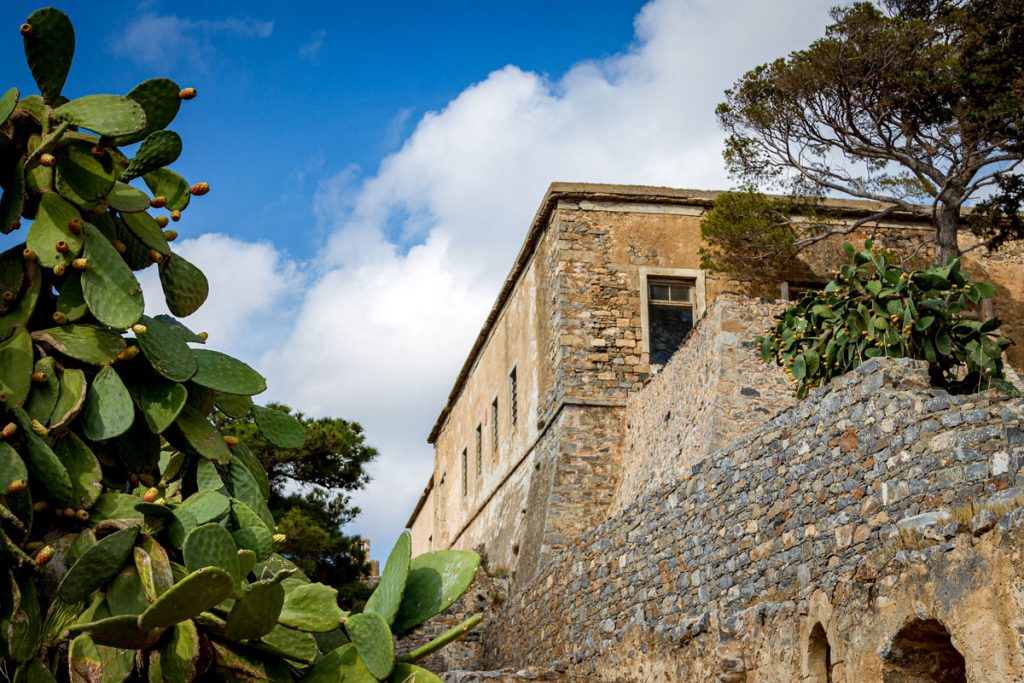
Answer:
xmin=806 ymin=622 xmax=834 ymax=683
xmin=881 ymin=618 xmax=966 ymax=683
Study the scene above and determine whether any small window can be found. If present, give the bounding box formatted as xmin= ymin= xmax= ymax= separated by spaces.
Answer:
xmin=648 ymin=277 xmax=696 ymax=366
xmin=475 ymin=424 xmax=482 ymax=484
xmin=461 ymin=449 xmax=467 ymax=497
xmin=509 ymin=368 xmax=518 ymax=429
xmin=490 ymin=398 xmax=498 ymax=458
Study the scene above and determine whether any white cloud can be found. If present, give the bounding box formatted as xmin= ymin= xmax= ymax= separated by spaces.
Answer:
xmin=114 ymin=12 xmax=273 ymax=69
xmin=299 ymin=30 xmax=326 ymax=62
xmin=241 ymin=0 xmax=836 ymax=559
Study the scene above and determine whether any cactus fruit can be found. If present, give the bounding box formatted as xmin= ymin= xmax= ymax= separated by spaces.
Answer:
xmin=179 ymin=87 xmax=197 ymax=100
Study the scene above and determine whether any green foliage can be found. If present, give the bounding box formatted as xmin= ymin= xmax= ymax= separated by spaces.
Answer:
xmin=717 ymin=0 xmax=1024 ymax=265
xmin=0 ymin=8 xmax=476 ymax=682
xmin=758 ymin=241 xmax=1017 ymax=398
xmin=698 ymin=190 xmax=798 ymax=278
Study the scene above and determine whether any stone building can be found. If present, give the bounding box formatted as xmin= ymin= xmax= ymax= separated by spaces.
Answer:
xmin=402 ymin=183 xmax=1024 ymax=681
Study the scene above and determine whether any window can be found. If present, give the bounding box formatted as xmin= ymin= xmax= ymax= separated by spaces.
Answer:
xmin=781 ymin=280 xmax=827 ymax=301
xmin=509 ymin=367 xmax=518 ymax=429
xmin=475 ymin=424 xmax=482 ymax=484
xmin=647 ymin=277 xmax=696 ymax=366
xmin=461 ymin=449 xmax=467 ymax=497
xmin=490 ymin=398 xmax=498 ymax=458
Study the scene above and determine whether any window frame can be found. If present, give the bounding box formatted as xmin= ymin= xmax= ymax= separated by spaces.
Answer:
xmin=508 ymin=366 xmax=518 ymax=432
xmin=490 ymin=396 xmax=499 ymax=459
xmin=474 ymin=423 xmax=482 ymax=485
xmin=461 ymin=448 xmax=468 ymax=498
xmin=638 ymin=267 xmax=706 ymax=358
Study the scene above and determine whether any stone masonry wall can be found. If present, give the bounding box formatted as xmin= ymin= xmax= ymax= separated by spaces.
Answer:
xmin=485 ymin=357 xmax=1024 ymax=679
xmin=615 ymin=294 xmax=792 ymax=511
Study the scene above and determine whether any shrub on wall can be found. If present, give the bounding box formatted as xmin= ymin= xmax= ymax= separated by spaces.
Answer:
xmin=758 ymin=241 xmax=1017 ymax=398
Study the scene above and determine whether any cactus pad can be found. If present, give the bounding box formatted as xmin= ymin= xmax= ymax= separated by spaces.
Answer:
xmin=158 ymin=253 xmax=209 ymax=317
xmin=55 ymin=270 xmax=88 ymax=322
xmin=22 ymin=8 xmax=74 ymax=103
xmin=120 ymin=78 xmax=181 ymax=145
xmin=121 ymin=130 xmax=182 ymax=181
xmin=106 ymin=181 xmax=152 ymax=213
xmin=49 ymin=367 xmax=86 ymax=430
xmin=106 ymin=565 xmax=150 ymax=616
xmin=228 ymin=460 xmax=274 ymax=530
xmin=180 ymin=490 xmax=230 ymax=525
xmin=120 ymin=210 xmax=170 ymax=256
xmin=301 ymin=644 xmax=377 ymax=683
xmin=14 ymin=407 xmax=73 ymax=505
xmin=54 ymin=432 xmax=102 ymax=509
xmin=364 ymin=531 xmax=411 ymax=626
xmin=137 ymin=566 xmax=234 ymax=631
xmin=68 ymin=633 xmax=134 ymax=683
xmin=134 ymin=314 xmax=196 ymax=382
xmin=0 ymin=327 xmax=33 ymax=407
xmin=390 ymin=664 xmax=445 ymax=683
xmin=53 ymin=95 xmax=146 ymax=138
xmin=0 ymin=87 xmax=17 ymax=127
xmin=87 ymin=492 xmax=144 ymax=523
xmin=214 ymin=392 xmax=253 ymax=419
xmin=56 ymin=138 xmax=116 ymax=203
xmin=70 ymin=613 xmax=163 ymax=650
xmin=231 ymin=526 xmax=274 ymax=562
xmin=57 ymin=526 xmax=140 ymax=603
xmin=224 ymin=580 xmax=285 ymax=641
xmin=149 ymin=620 xmax=199 ymax=683
xmin=27 ymin=192 xmax=82 ymax=269
xmin=279 ymin=582 xmax=344 ymax=633
xmin=81 ymin=366 xmax=134 ymax=441
xmin=252 ymin=405 xmax=306 ymax=449
xmin=182 ymin=523 xmax=239 ymax=583
xmin=0 ymin=443 xmax=28 ymax=492
xmin=345 ymin=611 xmax=395 ymax=679
xmin=0 ymin=261 xmax=40 ymax=342
xmin=81 ymin=223 xmax=145 ymax=329
xmin=0 ymin=245 xmax=26 ymax=314
xmin=127 ymin=374 xmax=187 ymax=434
xmin=256 ymin=624 xmax=319 ymax=664
xmin=173 ymin=405 xmax=232 ymax=464
xmin=0 ymin=158 xmax=24 ymax=236
xmin=191 ymin=350 xmax=266 ymax=396
xmin=393 ymin=550 xmax=480 ymax=634
xmin=143 ymin=168 xmax=191 ymax=212
xmin=25 ymin=357 xmax=59 ymax=423
xmin=31 ymin=325 xmax=126 ymax=365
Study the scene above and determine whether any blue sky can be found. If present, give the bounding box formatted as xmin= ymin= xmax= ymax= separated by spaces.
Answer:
xmin=2 ymin=1 xmax=836 ymax=561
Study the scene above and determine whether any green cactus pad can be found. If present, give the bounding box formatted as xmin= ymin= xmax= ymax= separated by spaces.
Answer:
xmin=279 ymin=583 xmax=344 ymax=633
xmin=229 ymin=442 xmax=270 ymax=500
xmin=392 ymin=550 xmax=481 ymax=634
xmin=228 ymin=460 xmax=275 ymax=530
xmin=56 ymin=270 xmax=88 ymax=322
xmin=42 ymin=598 xmax=86 ymax=646
xmin=0 ymin=245 xmax=26 ymax=313
xmin=110 ymin=413 xmax=160 ymax=477
xmin=54 ymin=432 xmax=103 ymax=509
xmin=6 ymin=571 xmax=42 ymax=662
xmin=345 ymin=611 xmax=395 ymax=679
xmin=158 ymin=253 xmax=209 ymax=317
xmin=57 ymin=526 xmax=140 ymax=603
xmin=22 ymin=8 xmax=74 ymax=103
xmin=224 ymin=580 xmax=285 ymax=641
xmin=173 ymin=405 xmax=232 ymax=464
xmin=88 ymin=493 xmax=144 ymax=523
xmin=53 ymin=95 xmax=146 ymax=138
xmin=14 ymin=658 xmax=56 ymax=683
xmin=66 ymin=530 xmax=96 ymax=567
xmin=196 ymin=459 xmax=225 ymax=491
xmin=25 ymin=155 xmax=53 ymax=197
xmin=135 ymin=314 xmax=196 ymax=382
xmin=185 ymin=382 xmax=216 ymax=416
xmin=191 ymin=350 xmax=267 ymax=396
xmin=166 ymin=506 xmax=197 ymax=550
xmin=14 ymin=95 xmax=45 ymax=125
xmin=119 ymin=78 xmax=181 ymax=146
xmin=364 ymin=531 xmax=411 ymax=626
xmin=143 ymin=168 xmax=191 ymax=212
xmin=49 ymin=367 xmax=86 ymax=430
xmin=256 ymin=624 xmax=319 ymax=664
xmin=106 ymin=566 xmax=150 ymax=616
xmin=232 ymin=526 xmax=274 ymax=562
xmin=237 ymin=549 xmax=258 ymax=579
xmin=69 ymin=614 xmax=163 ymax=650
xmin=25 ymin=357 xmax=59 ymax=424
xmin=153 ymin=314 xmax=204 ymax=343
xmin=149 ymin=620 xmax=199 ymax=683
xmin=183 ymin=523 xmax=240 ymax=583
xmin=252 ymin=405 xmax=306 ymax=449
xmin=230 ymin=498 xmax=267 ymax=530
xmin=106 ymin=182 xmax=151 ymax=213
xmin=56 ymin=137 xmax=116 ymax=203
xmin=390 ymin=664 xmax=444 ymax=683
xmin=121 ymin=130 xmax=182 ymax=181
xmin=139 ymin=535 xmax=175 ymax=596
xmin=137 ymin=566 xmax=234 ymax=631
xmin=300 ymin=644 xmax=376 ymax=683
xmin=81 ymin=223 xmax=145 ymax=329
xmin=126 ymin=374 xmax=187 ymax=434
xmin=120 ymin=210 xmax=170 ymax=256
xmin=0 ymin=87 xmax=18 ymax=127
xmin=0 ymin=158 xmax=25 ymax=235
xmin=134 ymin=547 xmax=160 ymax=603
xmin=0 ymin=443 xmax=28 ymax=492
xmin=32 ymin=324 xmax=126 ymax=365
xmin=27 ymin=192 xmax=82 ymax=269
xmin=68 ymin=633 xmax=135 ymax=683
xmin=13 ymin=408 xmax=73 ymax=505
xmin=82 ymin=366 xmax=134 ymax=441
xmin=110 ymin=215 xmax=153 ymax=271
xmin=181 ymin=490 xmax=230 ymax=525
xmin=214 ymin=392 xmax=253 ymax=419
xmin=0 ymin=261 xmax=40 ymax=342
xmin=210 ymin=639 xmax=296 ymax=681
xmin=0 ymin=327 xmax=34 ymax=407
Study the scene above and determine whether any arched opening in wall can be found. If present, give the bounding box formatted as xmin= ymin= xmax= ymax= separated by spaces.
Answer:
xmin=882 ymin=619 xmax=966 ymax=683
xmin=807 ymin=622 xmax=833 ymax=683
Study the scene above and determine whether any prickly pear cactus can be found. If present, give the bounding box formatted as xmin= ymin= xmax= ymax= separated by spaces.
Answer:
xmin=0 ymin=7 xmax=482 ymax=682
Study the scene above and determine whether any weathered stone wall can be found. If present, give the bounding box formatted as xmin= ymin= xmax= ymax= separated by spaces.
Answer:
xmin=485 ymin=357 xmax=1024 ymax=680
xmin=615 ymin=294 xmax=792 ymax=511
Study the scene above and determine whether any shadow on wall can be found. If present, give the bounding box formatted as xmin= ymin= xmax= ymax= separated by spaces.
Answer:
xmin=880 ymin=618 xmax=966 ymax=683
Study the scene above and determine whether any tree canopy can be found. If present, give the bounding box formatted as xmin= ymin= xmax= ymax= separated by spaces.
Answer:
xmin=712 ymin=0 xmax=1024 ymax=269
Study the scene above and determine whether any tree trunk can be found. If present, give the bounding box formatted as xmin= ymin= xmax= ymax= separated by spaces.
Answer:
xmin=934 ymin=201 xmax=961 ymax=265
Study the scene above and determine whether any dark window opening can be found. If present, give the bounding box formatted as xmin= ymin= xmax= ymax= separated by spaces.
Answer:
xmin=782 ymin=280 xmax=827 ymax=302
xmin=509 ymin=367 xmax=518 ymax=429
xmin=490 ymin=398 xmax=498 ymax=458
xmin=881 ymin=618 xmax=966 ymax=683
xmin=648 ymin=278 xmax=696 ymax=366
xmin=808 ymin=623 xmax=834 ymax=683
xmin=475 ymin=424 xmax=482 ymax=484
xmin=461 ymin=449 xmax=468 ymax=497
